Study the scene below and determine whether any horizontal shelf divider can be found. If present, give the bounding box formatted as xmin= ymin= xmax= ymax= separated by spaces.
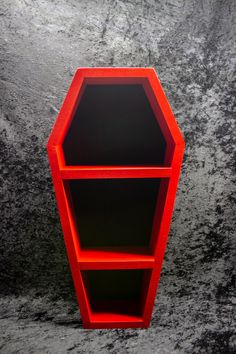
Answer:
xmin=88 ymin=313 xmax=144 ymax=328
xmin=78 ymin=248 xmax=155 ymax=270
xmin=60 ymin=166 xmax=172 ymax=179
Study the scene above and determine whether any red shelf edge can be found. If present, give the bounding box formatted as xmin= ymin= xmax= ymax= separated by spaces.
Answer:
xmin=86 ymin=315 xmax=145 ymax=329
xmin=77 ymin=247 xmax=154 ymax=270
xmin=78 ymin=259 xmax=155 ymax=270
xmin=59 ymin=166 xmax=172 ymax=179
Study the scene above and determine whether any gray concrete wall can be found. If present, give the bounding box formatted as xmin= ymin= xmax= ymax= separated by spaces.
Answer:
xmin=0 ymin=0 xmax=235 ymax=353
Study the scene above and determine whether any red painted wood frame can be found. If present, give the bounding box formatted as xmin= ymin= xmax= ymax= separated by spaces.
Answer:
xmin=47 ymin=68 xmax=185 ymax=329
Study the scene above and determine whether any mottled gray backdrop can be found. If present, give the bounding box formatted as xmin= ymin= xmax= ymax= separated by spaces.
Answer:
xmin=0 ymin=0 xmax=235 ymax=353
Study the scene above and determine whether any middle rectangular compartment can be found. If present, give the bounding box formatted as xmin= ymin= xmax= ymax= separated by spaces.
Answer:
xmin=64 ymin=178 xmax=160 ymax=251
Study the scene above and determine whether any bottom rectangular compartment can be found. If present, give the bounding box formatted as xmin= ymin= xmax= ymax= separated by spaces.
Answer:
xmin=81 ymin=269 xmax=152 ymax=327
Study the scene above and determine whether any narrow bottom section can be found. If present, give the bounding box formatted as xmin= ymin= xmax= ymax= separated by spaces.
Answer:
xmin=85 ymin=302 xmax=147 ymax=329
xmin=80 ymin=269 xmax=152 ymax=328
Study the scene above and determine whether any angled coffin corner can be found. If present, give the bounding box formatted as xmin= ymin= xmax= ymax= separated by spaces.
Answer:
xmin=47 ymin=67 xmax=185 ymax=329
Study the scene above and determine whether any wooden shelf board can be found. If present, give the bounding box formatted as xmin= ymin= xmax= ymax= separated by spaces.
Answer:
xmin=60 ymin=166 xmax=172 ymax=179
xmin=89 ymin=312 xmax=144 ymax=324
xmin=78 ymin=247 xmax=155 ymax=269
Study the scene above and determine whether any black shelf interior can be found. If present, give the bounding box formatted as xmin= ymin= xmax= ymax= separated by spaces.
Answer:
xmin=62 ymin=84 xmax=166 ymax=166
xmin=81 ymin=269 xmax=151 ymax=316
xmin=65 ymin=178 xmax=160 ymax=249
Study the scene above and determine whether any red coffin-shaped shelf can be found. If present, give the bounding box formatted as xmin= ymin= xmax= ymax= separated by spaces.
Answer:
xmin=47 ymin=68 xmax=185 ymax=329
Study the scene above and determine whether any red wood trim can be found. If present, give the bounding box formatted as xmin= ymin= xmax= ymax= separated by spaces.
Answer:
xmin=143 ymin=145 xmax=185 ymax=326
xmin=59 ymin=166 xmax=172 ymax=179
xmin=78 ymin=248 xmax=155 ymax=270
xmin=46 ymin=146 xmax=90 ymax=324
xmin=47 ymin=71 xmax=85 ymax=147
xmin=86 ymin=314 xmax=144 ymax=329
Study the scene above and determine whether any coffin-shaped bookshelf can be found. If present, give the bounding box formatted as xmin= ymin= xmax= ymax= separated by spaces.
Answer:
xmin=47 ymin=68 xmax=185 ymax=329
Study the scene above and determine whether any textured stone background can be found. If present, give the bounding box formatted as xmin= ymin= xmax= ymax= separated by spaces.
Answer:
xmin=0 ymin=0 xmax=235 ymax=353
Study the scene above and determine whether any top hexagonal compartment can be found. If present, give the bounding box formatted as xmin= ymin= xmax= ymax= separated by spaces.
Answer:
xmin=54 ymin=68 xmax=183 ymax=168
xmin=63 ymin=83 xmax=166 ymax=166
